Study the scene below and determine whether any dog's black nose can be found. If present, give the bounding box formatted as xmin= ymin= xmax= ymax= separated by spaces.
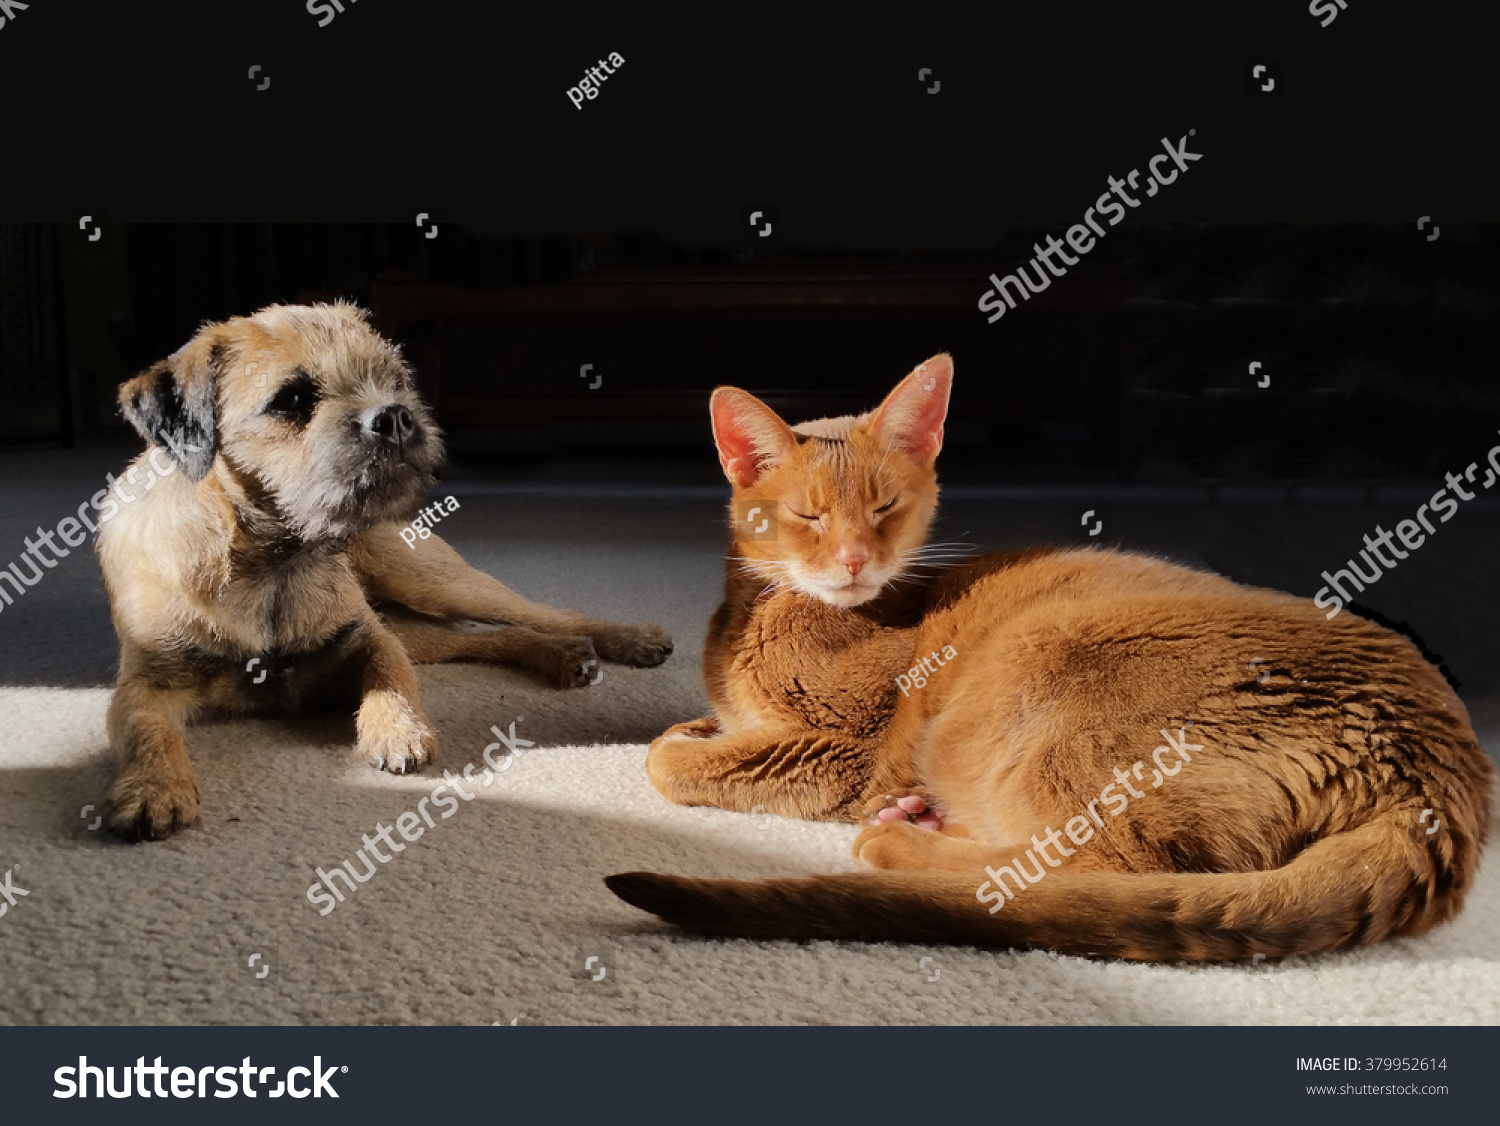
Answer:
xmin=366 ymin=404 xmax=416 ymax=442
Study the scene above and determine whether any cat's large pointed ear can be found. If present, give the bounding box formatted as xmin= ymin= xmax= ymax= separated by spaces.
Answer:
xmin=871 ymin=353 xmax=952 ymax=464
xmin=710 ymin=387 xmax=799 ymax=487
xmin=118 ymin=327 xmax=223 ymax=481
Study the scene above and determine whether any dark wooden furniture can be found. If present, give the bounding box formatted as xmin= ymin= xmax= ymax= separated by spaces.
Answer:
xmin=364 ymin=264 xmax=1131 ymax=470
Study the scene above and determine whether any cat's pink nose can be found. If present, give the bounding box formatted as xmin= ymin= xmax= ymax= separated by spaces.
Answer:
xmin=836 ymin=545 xmax=869 ymax=576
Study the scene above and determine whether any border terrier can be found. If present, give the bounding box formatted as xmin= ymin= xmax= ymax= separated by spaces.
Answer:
xmin=97 ymin=303 xmax=672 ymax=841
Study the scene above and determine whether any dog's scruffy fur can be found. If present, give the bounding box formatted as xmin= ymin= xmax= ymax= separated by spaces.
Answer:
xmin=98 ymin=303 xmax=672 ymax=841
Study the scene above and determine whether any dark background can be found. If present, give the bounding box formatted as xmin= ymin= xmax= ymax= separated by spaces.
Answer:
xmin=3 ymin=221 xmax=1496 ymax=491
xmin=5 ymin=0 xmax=1496 ymax=481
xmin=0 ymin=2 xmax=1491 ymax=228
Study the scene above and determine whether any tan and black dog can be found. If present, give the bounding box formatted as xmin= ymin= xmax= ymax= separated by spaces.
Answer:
xmin=97 ymin=303 xmax=671 ymax=841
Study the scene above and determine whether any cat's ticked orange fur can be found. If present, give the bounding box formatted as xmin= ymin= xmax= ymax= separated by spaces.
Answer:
xmin=607 ymin=354 xmax=1494 ymax=961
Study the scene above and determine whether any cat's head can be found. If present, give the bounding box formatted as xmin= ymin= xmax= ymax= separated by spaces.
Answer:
xmin=710 ymin=354 xmax=952 ymax=608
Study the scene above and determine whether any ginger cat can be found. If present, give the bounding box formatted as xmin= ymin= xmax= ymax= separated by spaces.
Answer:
xmin=606 ymin=354 xmax=1494 ymax=961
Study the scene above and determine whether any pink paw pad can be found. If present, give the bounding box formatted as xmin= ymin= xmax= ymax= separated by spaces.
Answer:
xmin=871 ymin=794 xmax=945 ymax=830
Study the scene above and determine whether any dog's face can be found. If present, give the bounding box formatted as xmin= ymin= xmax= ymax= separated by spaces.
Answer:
xmin=118 ymin=303 xmax=444 ymax=542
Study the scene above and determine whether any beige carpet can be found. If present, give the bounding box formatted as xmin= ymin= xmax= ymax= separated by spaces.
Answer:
xmin=2 ymin=461 xmax=1498 ymax=1024
xmin=1 ymin=667 xmax=1497 ymax=1026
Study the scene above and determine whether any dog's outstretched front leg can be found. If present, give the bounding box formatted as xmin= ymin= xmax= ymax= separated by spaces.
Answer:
xmin=380 ymin=612 xmax=602 ymax=689
xmin=349 ymin=524 xmax=673 ymax=668
xmin=103 ymin=679 xmax=201 ymax=841
xmin=354 ymin=613 xmax=437 ymax=774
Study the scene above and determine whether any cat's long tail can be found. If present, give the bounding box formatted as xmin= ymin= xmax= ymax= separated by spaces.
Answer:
xmin=605 ymin=810 xmax=1479 ymax=960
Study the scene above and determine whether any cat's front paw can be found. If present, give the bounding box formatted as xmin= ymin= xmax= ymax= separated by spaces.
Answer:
xmin=659 ymin=716 xmax=722 ymax=741
xmin=854 ymin=819 xmax=936 ymax=869
xmin=863 ymin=790 xmax=944 ymax=831
xmin=645 ymin=724 xmax=722 ymax=805
xmin=593 ymin=623 xmax=674 ymax=668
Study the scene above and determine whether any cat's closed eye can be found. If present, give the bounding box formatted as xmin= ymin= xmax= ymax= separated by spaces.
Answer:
xmin=874 ymin=497 xmax=899 ymax=514
xmin=785 ymin=504 xmax=821 ymax=522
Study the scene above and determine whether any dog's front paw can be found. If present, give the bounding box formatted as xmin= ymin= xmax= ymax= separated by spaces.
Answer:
xmin=593 ymin=623 xmax=674 ymax=668
xmin=357 ymin=692 xmax=437 ymax=774
xmin=104 ymin=768 xmax=201 ymax=842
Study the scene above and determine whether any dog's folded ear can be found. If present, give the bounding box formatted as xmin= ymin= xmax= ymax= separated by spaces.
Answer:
xmin=118 ymin=330 xmax=222 ymax=481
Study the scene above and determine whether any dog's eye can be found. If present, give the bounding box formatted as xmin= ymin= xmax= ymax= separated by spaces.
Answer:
xmin=874 ymin=496 xmax=899 ymax=514
xmin=266 ymin=374 xmax=320 ymax=424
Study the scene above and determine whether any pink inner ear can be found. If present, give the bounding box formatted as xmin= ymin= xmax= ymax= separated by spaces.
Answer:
xmin=712 ymin=392 xmax=777 ymax=487
xmin=904 ymin=387 xmax=947 ymax=461
xmin=881 ymin=358 xmax=952 ymax=462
